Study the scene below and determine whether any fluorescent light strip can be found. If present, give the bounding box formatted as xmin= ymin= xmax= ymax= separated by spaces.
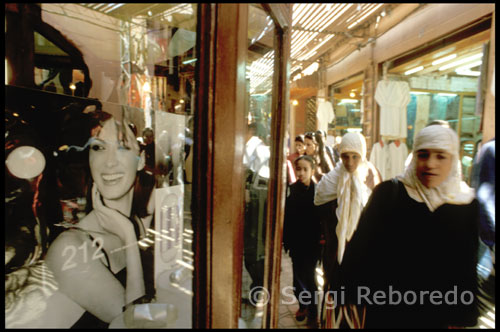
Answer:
xmin=431 ymin=53 xmax=457 ymax=66
xmin=456 ymin=60 xmax=482 ymax=71
xmin=404 ymin=66 xmax=424 ymax=75
xmin=456 ymin=70 xmax=480 ymax=76
xmin=439 ymin=53 xmax=483 ymax=71
xmin=437 ymin=93 xmax=457 ymax=97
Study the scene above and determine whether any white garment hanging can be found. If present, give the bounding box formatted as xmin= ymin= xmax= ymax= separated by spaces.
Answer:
xmin=369 ymin=142 xmax=388 ymax=180
xmin=316 ymin=100 xmax=335 ymax=132
xmin=386 ymin=141 xmax=408 ymax=179
xmin=375 ymin=80 xmax=410 ymax=139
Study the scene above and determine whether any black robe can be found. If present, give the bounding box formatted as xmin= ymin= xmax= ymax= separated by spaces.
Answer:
xmin=339 ymin=179 xmax=480 ymax=328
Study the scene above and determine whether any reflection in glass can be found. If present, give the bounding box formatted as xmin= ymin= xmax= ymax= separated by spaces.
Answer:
xmin=5 ymin=3 xmax=197 ymax=328
xmin=240 ymin=4 xmax=275 ymax=328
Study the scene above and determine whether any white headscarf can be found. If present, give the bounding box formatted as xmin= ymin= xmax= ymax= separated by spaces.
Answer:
xmin=397 ymin=125 xmax=475 ymax=211
xmin=314 ymin=132 xmax=372 ymax=264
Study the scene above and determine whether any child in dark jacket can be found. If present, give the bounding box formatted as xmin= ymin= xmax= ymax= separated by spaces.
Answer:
xmin=283 ymin=155 xmax=321 ymax=327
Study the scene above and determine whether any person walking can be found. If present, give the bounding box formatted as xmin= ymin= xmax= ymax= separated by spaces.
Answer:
xmin=283 ymin=155 xmax=322 ymax=328
xmin=339 ymin=125 xmax=480 ymax=328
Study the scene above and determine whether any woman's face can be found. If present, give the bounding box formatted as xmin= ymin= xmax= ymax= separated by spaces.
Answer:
xmin=341 ymin=152 xmax=361 ymax=173
xmin=415 ymin=149 xmax=453 ymax=188
xmin=295 ymin=141 xmax=305 ymax=155
xmin=304 ymin=138 xmax=316 ymax=156
xmin=89 ymin=119 xmax=140 ymax=201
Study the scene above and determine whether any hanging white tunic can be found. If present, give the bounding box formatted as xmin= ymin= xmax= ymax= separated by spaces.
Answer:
xmin=386 ymin=141 xmax=409 ymax=179
xmin=369 ymin=142 xmax=388 ymax=180
xmin=316 ymin=100 xmax=335 ymax=133
xmin=375 ymin=80 xmax=411 ymax=139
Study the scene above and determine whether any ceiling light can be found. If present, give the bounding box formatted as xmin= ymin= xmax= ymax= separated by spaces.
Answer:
xmin=455 ymin=60 xmax=482 ymax=72
xmin=182 ymin=58 xmax=197 ymax=65
xmin=349 ymin=92 xmax=356 ymax=98
xmin=439 ymin=53 xmax=483 ymax=71
xmin=339 ymin=99 xmax=359 ymax=104
xmin=455 ymin=70 xmax=480 ymax=77
xmin=431 ymin=54 xmax=457 ymax=66
xmin=292 ymin=100 xmax=299 ymax=106
xmin=410 ymin=91 xmax=430 ymax=95
xmin=437 ymin=93 xmax=457 ymax=97
xmin=404 ymin=66 xmax=424 ymax=75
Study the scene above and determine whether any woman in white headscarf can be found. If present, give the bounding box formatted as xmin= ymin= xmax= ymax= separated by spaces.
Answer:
xmin=313 ymin=132 xmax=382 ymax=328
xmin=338 ymin=125 xmax=479 ymax=329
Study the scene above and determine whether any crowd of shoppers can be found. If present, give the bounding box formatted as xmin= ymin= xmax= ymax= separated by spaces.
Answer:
xmin=283 ymin=125 xmax=486 ymax=328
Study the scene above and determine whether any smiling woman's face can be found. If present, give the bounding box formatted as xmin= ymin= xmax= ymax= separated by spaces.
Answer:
xmin=415 ymin=149 xmax=453 ymax=188
xmin=89 ymin=119 xmax=140 ymax=201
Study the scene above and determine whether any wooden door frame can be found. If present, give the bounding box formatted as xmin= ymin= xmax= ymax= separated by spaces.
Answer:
xmin=192 ymin=3 xmax=292 ymax=328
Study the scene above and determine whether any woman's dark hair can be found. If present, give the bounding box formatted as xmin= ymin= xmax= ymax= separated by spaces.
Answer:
xmin=304 ymin=131 xmax=333 ymax=173
xmin=304 ymin=131 xmax=317 ymax=143
xmin=56 ymin=102 xmax=154 ymax=221
xmin=295 ymin=134 xmax=305 ymax=144
xmin=294 ymin=154 xmax=316 ymax=170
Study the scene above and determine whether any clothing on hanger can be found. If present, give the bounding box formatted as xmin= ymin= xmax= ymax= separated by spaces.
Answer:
xmin=375 ymin=80 xmax=410 ymax=139
xmin=316 ymin=100 xmax=335 ymax=133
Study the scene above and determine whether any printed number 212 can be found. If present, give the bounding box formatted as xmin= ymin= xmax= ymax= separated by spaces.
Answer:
xmin=61 ymin=238 xmax=105 ymax=271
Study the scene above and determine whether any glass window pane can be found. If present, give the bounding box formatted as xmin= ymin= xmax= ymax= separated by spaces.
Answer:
xmin=6 ymin=3 xmax=197 ymax=328
xmin=240 ymin=4 xmax=275 ymax=328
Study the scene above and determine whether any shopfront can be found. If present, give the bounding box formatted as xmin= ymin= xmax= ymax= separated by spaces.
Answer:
xmin=5 ymin=3 xmax=291 ymax=328
xmin=318 ymin=4 xmax=494 ymax=185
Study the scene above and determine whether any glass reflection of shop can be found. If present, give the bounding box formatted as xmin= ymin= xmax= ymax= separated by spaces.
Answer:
xmin=5 ymin=3 xmax=197 ymax=328
xmin=329 ymin=76 xmax=363 ymax=137
xmin=240 ymin=4 xmax=276 ymax=328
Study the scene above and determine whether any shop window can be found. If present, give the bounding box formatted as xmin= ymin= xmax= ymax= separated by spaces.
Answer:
xmin=5 ymin=3 xmax=197 ymax=328
xmin=328 ymin=74 xmax=363 ymax=137
xmin=240 ymin=4 xmax=276 ymax=328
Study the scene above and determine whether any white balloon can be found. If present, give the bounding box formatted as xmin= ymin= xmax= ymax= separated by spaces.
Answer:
xmin=6 ymin=146 xmax=46 ymax=179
